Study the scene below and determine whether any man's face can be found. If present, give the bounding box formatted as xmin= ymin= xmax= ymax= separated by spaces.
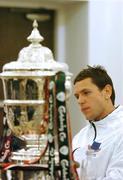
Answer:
xmin=74 ymin=78 xmax=112 ymax=121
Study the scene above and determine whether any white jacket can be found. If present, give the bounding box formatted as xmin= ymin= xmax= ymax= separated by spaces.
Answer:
xmin=73 ymin=105 xmax=123 ymax=180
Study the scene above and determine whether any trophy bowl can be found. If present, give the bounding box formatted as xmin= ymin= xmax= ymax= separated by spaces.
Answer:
xmin=3 ymin=76 xmax=50 ymax=163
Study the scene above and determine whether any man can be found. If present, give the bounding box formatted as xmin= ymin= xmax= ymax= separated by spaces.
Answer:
xmin=73 ymin=65 xmax=123 ymax=179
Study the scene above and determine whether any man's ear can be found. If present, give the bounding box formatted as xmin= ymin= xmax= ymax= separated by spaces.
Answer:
xmin=103 ymin=84 xmax=112 ymax=100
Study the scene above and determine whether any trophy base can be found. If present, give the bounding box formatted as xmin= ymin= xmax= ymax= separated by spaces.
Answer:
xmin=11 ymin=134 xmax=48 ymax=162
xmin=11 ymin=148 xmax=42 ymax=163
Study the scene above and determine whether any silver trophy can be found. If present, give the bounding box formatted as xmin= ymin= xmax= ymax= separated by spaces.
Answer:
xmin=0 ymin=20 xmax=77 ymax=179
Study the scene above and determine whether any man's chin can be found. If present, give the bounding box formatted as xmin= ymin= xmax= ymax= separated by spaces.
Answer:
xmin=87 ymin=119 xmax=94 ymax=122
xmin=83 ymin=112 xmax=95 ymax=121
xmin=85 ymin=116 xmax=94 ymax=121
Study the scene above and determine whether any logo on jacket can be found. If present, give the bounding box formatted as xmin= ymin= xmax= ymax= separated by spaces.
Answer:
xmin=87 ymin=141 xmax=101 ymax=156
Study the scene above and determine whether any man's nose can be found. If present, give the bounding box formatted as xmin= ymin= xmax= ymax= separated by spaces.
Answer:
xmin=77 ymin=95 xmax=85 ymax=104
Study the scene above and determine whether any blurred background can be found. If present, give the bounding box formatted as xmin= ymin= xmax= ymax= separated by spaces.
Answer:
xmin=0 ymin=0 xmax=123 ymax=137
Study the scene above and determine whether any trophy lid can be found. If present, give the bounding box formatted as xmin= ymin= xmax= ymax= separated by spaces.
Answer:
xmin=1 ymin=20 xmax=69 ymax=77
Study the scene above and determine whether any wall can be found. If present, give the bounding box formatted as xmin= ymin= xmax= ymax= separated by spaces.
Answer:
xmin=88 ymin=1 xmax=123 ymax=106
xmin=63 ymin=2 xmax=89 ymax=137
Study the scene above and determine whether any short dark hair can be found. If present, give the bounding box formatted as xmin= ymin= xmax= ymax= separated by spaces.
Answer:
xmin=74 ymin=65 xmax=115 ymax=105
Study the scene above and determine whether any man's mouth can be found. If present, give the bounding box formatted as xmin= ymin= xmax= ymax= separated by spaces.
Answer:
xmin=81 ymin=107 xmax=90 ymax=113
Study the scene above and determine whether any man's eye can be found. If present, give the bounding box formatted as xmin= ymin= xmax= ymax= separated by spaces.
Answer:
xmin=84 ymin=91 xmax=91 ymax=95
